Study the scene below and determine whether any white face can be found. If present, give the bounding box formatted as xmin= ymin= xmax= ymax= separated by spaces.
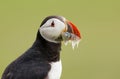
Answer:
xmin=39 ymin=18 xmax=66 ymax=43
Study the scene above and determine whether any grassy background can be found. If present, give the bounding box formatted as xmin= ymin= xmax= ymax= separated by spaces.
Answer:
xmin=0 ymin=0 xmax=120 ymax=79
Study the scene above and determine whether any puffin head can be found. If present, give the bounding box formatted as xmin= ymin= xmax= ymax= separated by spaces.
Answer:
xmin=39 ymin=16 xmax=81 ymax=47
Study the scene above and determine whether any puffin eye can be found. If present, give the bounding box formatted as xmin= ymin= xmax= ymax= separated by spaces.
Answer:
xmin=51 ymin=21 xmax=55 ymax=27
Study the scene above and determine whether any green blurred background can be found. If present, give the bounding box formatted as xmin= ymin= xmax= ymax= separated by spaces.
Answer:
xmin=0 ymin=0 xmax=120 ymax=79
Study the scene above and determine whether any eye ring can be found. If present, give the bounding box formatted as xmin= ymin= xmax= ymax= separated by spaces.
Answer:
xmin=51 ymin=21 xmax=55 ymax=27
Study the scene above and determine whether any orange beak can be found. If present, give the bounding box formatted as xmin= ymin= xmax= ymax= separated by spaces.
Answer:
xmin=66 ymin=20 xmax=81 ymax=39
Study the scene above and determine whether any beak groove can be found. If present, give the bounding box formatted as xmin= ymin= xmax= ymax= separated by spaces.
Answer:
xmin=66 ymin=21 xmax=81 ymax=39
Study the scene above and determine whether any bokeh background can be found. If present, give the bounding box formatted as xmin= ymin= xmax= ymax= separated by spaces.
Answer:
xmin=0 ymin=0 xmax=120 ymax=79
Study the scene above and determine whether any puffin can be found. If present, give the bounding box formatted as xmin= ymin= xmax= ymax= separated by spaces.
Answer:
xmin=2 ymin=15 xmax=81 ymax=79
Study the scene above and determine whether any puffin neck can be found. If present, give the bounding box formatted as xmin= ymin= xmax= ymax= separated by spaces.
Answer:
xmin=32 ymin=31 xmax=61 ymax=62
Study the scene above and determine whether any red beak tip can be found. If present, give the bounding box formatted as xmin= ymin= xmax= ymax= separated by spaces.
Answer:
xmin=67 ymin=21 xmax=81 ymax=39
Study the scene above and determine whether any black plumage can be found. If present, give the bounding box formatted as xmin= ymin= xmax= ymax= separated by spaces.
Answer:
xmin=2 ymin=16 xmax=81 ymax=79
xmin=2 ymin=16 xmax=62 ymax=79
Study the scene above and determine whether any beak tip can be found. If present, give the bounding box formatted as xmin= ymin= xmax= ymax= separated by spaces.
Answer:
xmin=67 ymin=21 xmax=81 ymax=39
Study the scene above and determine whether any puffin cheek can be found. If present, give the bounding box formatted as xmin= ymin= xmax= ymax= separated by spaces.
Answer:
xmin=40 ymin=28 xmax=60 ymax=41
xmin=46 ymin=28 xmax=59 ymax=37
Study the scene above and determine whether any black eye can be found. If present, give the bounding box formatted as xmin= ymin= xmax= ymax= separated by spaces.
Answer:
xmin=51 ymin=21 xmax=55 ymax=27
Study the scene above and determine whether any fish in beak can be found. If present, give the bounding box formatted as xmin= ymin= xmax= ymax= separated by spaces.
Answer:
xmin=61 ymin=20 xmax=81 ymax=49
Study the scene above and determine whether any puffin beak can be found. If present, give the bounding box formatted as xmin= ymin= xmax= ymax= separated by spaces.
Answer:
xmin=61 ymin=20 xmax=81 ymax=41
xmin=61 ymin=20 xmax=81 ymax=48
xmin=66 ymin=20 xmax=81 ymax=39
xmin=56 ymin=20 xmax=81 ymax=46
